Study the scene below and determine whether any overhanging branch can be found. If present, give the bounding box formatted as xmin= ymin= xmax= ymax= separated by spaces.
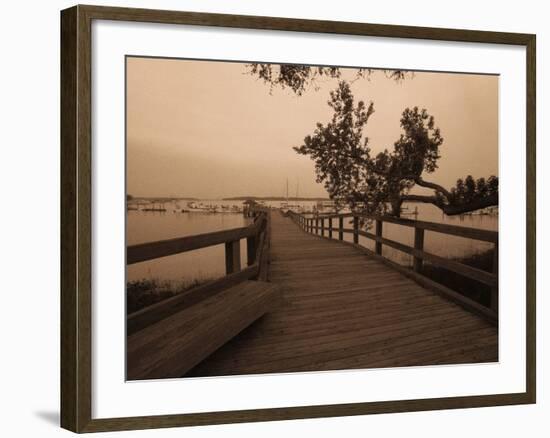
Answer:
xmin=402 ymin=194 xmax=441 ymax=205
xmin=402 ymin=192 xmax=498 ymax=216
xmin=413 ymin=177 xmax=451 ymax=199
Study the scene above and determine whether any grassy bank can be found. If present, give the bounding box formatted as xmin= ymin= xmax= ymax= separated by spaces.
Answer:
xmin=421 ymin=249 xmax=495 ymax=307
xmin=127 ymin=278 xmax=212 ymax=314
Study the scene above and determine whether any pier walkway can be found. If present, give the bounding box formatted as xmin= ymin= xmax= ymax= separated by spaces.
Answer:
xmin=187 ymin=211 xmax=498 ymax=377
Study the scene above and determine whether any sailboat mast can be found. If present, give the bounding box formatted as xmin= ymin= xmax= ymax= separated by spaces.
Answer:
xmin=286 ymin=178 xmax=289 ymax=201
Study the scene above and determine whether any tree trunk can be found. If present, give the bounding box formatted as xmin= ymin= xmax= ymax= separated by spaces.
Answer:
xmin=390 ymin=197 xmax=403 ymax=217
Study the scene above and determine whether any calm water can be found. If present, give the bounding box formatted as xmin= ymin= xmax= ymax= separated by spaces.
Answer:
xmin=342 ymin=204 xmax=497 ymax=267
xmin=127 ymin=207 xmax=249 ymax=284
xmin=127 ymin=200 xmax=497 ymax=284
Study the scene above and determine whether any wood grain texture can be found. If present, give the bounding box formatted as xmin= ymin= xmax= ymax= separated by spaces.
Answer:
xmin=60 ymin=5 xmax=535 ymax=432
xmin=329 ymin=237 xmax=499 ymax=323
xmin=127 ymin=264 xmax=260 ymax=335
xmin=61 ymin=5 xmax=93 ymax=432
xmin=60 ymin=6 xmax=78 ymax=432
xmin=528 ymin=34 xmax=536 ymax=402
xmin=187 ymin=212 xmax=498 ymax=378
xmin=311 ymin=211 xmax=498 ymax=242
xmin=296 ymin=214 xmax=499 ymax=290
xmin=127 ymin=222 xmax=258 ymax=264
xmin=127 ymin=281 xmax=282 ymax=380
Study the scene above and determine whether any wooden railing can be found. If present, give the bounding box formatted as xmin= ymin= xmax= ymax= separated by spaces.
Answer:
xmin=288 ymin=210 xmax=498 ymax=320
xmin=127 ymin=208 xmax=271 ymax=334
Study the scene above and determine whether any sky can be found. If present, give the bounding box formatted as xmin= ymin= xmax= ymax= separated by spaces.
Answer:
xmin=126 ymin=57 xmax=498 ymax=199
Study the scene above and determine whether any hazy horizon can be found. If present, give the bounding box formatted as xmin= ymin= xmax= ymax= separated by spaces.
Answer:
xmin=127 ymin=57 xmax=498 ymax=199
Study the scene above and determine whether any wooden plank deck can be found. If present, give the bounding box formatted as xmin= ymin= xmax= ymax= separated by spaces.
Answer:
xmin=127 ymin=281 xmax=282 ymax=380
xmin=187 ymin=212 xmax=498 ymax=377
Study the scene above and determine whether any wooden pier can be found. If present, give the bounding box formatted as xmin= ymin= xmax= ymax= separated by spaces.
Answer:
xmin=127 ymin=207 xmax=498 ymax=380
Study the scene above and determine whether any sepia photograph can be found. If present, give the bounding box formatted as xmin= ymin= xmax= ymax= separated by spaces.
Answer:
xmin=125 ymin=56 xmax=499 ymax=381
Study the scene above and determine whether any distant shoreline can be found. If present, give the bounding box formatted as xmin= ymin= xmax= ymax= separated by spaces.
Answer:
xmin=128 ymin=196 xmax=331 ymax=202
xmin=222 ymin=196 xmax=330 ymax=201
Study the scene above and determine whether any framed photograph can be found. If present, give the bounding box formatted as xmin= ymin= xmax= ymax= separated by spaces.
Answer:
xmin=60 ymin=4 xmax=536 ymax=433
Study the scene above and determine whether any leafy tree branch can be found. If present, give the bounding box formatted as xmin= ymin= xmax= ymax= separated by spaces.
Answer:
xmin=294 ymin=81 xmax=498 ymax=217
xmin=247 ymin=64 xmax=410 ymax=95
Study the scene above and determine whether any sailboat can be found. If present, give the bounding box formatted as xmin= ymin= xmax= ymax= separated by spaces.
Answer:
xmin=281 ymin=178 xmax=304 ymax=213
xmin=289 ymin=179 xmax=305 ymax=213
xmin=280 ymin=178 xmax=290 ymax=213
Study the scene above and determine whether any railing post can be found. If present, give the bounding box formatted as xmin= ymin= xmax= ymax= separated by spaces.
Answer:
xmin=321 ymin=218 xmax=325 ymax=236
xmin=413 ymin=227 xmax=424 ymax=272
xmin=375 ymin=219 xmax=383 ymax=255
xmin=316 ymin=217 xmax=319 ymax=235
xmin=339 ymin=216 xmax=343 ymax=240
xmin=225 ymin=240 xmax=241 ymax=274
xmin=329 ymin=217 xmax=333 ymax=239
xmin=491 ymin=241 xmax=499 ymax=313
xmin=353 ymin=216 xmax=359 ymax=244
xmin=246 ymin=235 xmax=256 ymax=266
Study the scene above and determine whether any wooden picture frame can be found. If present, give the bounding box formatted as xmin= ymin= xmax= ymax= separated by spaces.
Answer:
xmin=61 ymin=4 xmax=536 ymax=433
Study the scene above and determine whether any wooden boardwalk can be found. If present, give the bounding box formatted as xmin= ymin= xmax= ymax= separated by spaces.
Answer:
xmin=187 ymin=212 xmax=498 ymax=377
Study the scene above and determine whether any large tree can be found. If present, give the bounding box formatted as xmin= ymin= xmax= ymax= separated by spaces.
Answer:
xmin=294 ymin=81 xmax=498 ymax=217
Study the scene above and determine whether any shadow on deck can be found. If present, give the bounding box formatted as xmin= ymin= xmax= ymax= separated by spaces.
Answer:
xmin=186 ymin=212 xmax=498 ymax=377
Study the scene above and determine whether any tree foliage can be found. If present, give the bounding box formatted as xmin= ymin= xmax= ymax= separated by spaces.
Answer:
xmin=247 ymin=63 xmax=409 ymax=95
xmin=294 ymin=81 xmax=498 ymax=217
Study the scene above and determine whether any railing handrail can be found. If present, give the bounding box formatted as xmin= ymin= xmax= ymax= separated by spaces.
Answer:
xmin=287 ymin=209 xmax=499 ymax=314
xmin=290 ymin=211 xmax=497 ymax=243
xmin=127 ymin=213 xmax=266 ymax=265
xmin=127 ymin=209 xmax=271 ymax=333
